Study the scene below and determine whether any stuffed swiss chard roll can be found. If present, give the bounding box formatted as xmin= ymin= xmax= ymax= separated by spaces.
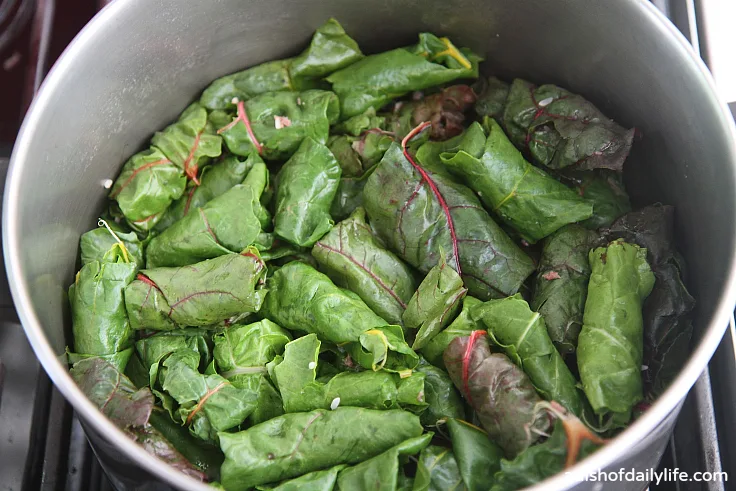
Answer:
xmin=439 ymin=119 xmax=593 ymax=243
xmin=577 ymin=239 xmax=655 ymax=426
xmin=124 ymin=250 xmax=267 ymax=330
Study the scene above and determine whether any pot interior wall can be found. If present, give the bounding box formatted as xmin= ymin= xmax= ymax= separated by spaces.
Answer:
xmin=9 ymin=0 xmax=735 ymax=388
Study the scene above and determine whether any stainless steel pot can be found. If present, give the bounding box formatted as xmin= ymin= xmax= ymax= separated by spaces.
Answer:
xmin=5 ymin=0 xmax=736 ymax=489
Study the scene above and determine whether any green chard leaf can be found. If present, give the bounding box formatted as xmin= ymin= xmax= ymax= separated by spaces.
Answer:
xmin=312 ymin=207 xmax=417 ymax=325
xmin=502 ymin=79 xmax=635 ymax=172
xmin=413 ymin=445 xmax=466 ymax=491
xmin=200 ymin=19 xmax=362 ymax=110
xmin=446 ymin=418 xmax=503 ymax=491
xmin=145 ymin=160 xmax=270 ymax=268
xmin=327 ymin=33 xmax=481 ymax=119
xmin=473 ymin=76 xmax=510 ymax=122
xmin=70 ymin=358 xmax=208 ymax=481
xmin=333 ymin=107 xmax=388 ymax=137
xmin=404 ymin=251 xmax=467 ymax=350
xmin=80 ymin=226 xmax=144 ymax=269
xmin=471 ymin=295 xmax=588 ymax=419
xmin=385 ymin=85 xmax=477 ymax=141
xmin=69 ymin=240 xmax=137 ymax=372
xmin=443 ymin=332 xmax=549 ymax=458
xmin=213 ymin=90 xmax=340 ymax=161
xmin=155 ymin=153 xmax=262 ymax=232
xmin=124 ymin=252 xmax=267 ymax=330
xmin=160 ymin=351 xmax=259 ymax=442
xmin=530 ymin=225 xmax=599 ymax=355
xmin=260 ymin=465 xmax=346 ymax=491
xmin=261 ymin=261 xmax=418 ymax=372
xmin=273 ymin=137 xmax=341 ymax=247
xmin=573 ymin=170 xmax=632 ymax=230
xmin=363 ymin=140 xmax=534 ymax=301
xmin=272 ymin=334 xmax=426 ymax=414
xmin=415 ymin=358 xmax=464 ymax=427
xmin=218 ymin=407 xmax=424 ymax=490
xmin=441 ymin=119 xmax=593 ymax=243
xmin=602 ymin=205 xmax=695 ymax=398
xmin=420 ymin=296 xmax=483 ymax=369
xmin=578 ymin=240 xmax=655 ymax=425
xmin=337 ymin=434 xmax=432 ymax=491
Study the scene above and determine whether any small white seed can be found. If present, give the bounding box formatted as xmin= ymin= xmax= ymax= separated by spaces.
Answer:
xmin=102 ymin=179 xmax=113 ymax=189
xmin=231 ymin=97 xmax=240 ymax=104
xmin=330 ymin=397 xmax=341 ymax=410
xmin=308 ymin=361 xmax=316 ymax=370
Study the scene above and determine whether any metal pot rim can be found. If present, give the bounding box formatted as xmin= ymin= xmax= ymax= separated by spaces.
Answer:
xmin=5 ymin=0 xmax=736 ymax=489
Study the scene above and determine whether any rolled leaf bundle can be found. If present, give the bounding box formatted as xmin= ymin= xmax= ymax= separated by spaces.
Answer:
xmin=403 ymin=251 xmax=467 ymax=350
xmin=264 ymin=466 xmax=346 ymax=491
xmin=80 ymin=225 xmax=144 ymax=269
xmin=502 ymin=78 xmax=635 ymax=172
xmin=273 ymin=334 xmax=426 ymax=414
xmin=200 ymin=18 xmax=362 ymax=110
xmin=273 ymin=138 xmax=341 ymax=247
xmin=124 ymin=251 xmax=267 ymax=330
xmin=415 ymin=358 xmax=464 ymax=427
xmin=573 ymin=170 xmax=631 ymax=230
xmin=337 ymin=434 xmax=432 ymax=491
xmin=218 ymin=407 xmax=424 ymax=490
xmin=261 ymin=261 xmax=418 ymax=372
xmin=70 ymin=358 xmax=209 ymax=480
xmin=444 ymin=332 xmax=549 ymax=458
xmin=312 ymin=207 xmax=417 ymax=325
xmin=155 ymin=153 xmax=263 ymax=232
xmin=440 ymin=119 xmax=593 ymax=243
xmin=145 ymin=161 xmax=270 ymax=268
xmin=473 ymin=76 xmax=510 ymax=121
xmin=327 ymin=33 xmax=481 ymax=119
xmin=413 ymin=445 xmax=465 ymax=491
xmin=530 ymin=225 xmax=598 ymax=355
xmin=578 ymin=240 xmax=655 ymax=425
xmin=363 ymin=139 xmax=534 ymax=301
xmin=160 ymin=351 xmax=259 ymax=441
xmin=420 ymin=296 xmax=483 ymax=369
xmin=471 ymin=294 xmax=588 ymax=418
xmin=446 ymin=418 xmax=503 ymax=491
xmin=213 ymin=90 xmax=340 ymax=161
xmin=69 ymin=239 xmax=137 ymax=372
xmin=603 ymin=205 xmax=695 ymax=397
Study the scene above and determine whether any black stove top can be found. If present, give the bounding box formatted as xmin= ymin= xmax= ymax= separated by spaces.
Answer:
xmin=0 ymin=1 xmax=733 ymax=490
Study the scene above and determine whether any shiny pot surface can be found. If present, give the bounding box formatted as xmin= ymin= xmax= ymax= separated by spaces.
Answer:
xmin=5 ymin=0 xmax=736 ymax=489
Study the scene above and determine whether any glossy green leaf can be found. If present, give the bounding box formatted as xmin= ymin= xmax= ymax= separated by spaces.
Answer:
xmin=348 ymin=325 xmax=420 ymax=373
xmin=472 ymin=294 xmax=588 ymax=418
xmin=214 ymin=90 xmax=340 ymax=161
xmin=474 ymin=76 xmax=509 ymax=122
xmin=420 ymin=296 xmax=483 ymax=369
xmin=441 ymin=119 xmax=593 ymax=243
xmin=160 ymin=351 xmax=258 ymax=441
xmin=109 ymin=147 xmax=187 ymax=229
xmin=404 ymin=251 xmax=467 ymax=350
xmin=125 ymin=252 xmax=268 ymax=330
xmin=602 ymin=205 xmax=695 ymax=398
xmin=260 ymin=465 xmax=346 ymax=491
xmin=261 ymin=262 xmax=417 ymax=371
xmin=328 ymin=33 xmax=481 ymax=119
xmin=218 ymin=407 xmax=424 ymax=490
xmin=151 ymin=103 xmax=222 ymax=182
xmin=413 ymin=445 xmax=466 ymax=491
xmin=337 ymin=434 xmax=432 ymax=491
xmin=446 ymin=418 xmax=503 ymax=491
xmin=573 ymin=170 xmax=631 ymax=230
xmin=578 ymin=240 xmax=655 ymax=425
xmin=333 ymin=107 xmax=387 ymax=137
xmin=80 ymin=226 xmax=144 ymax=269
xmin=444 ymin=333 xmax=549 ymax=458
xmin=273 ymin=137 xmax=341 ymax=247
xmin=200 ymin=19 xmax=361 ymax=110
xmin=146 ymin=173 xmax=268 ymax=267
xmin=69 ymin=243 xmax=137 ymax=371
xmin=312 ymin=207 xmax=417 ymax=325
xmin=502 ymin=79 xmax=635 ymax=172
xmin=415 ymin=358 xmax=464 ymax=426
xmin=363 ymin=142 xmax=534 ymax=300
xmin=530 ymin=225 xmax=598 ymax=355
